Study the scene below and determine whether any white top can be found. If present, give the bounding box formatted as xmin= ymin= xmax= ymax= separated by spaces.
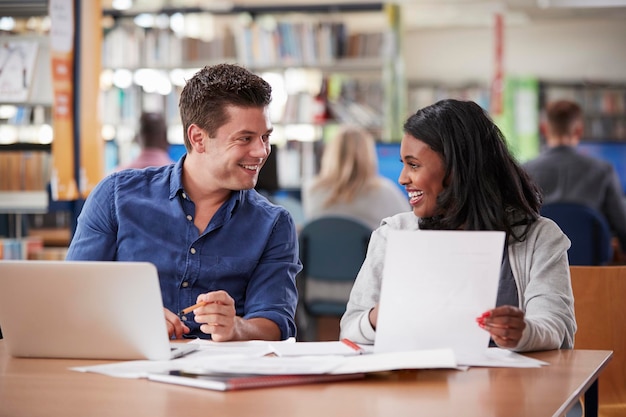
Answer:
xmin=301 ymin=177 xmax=410 ymax=230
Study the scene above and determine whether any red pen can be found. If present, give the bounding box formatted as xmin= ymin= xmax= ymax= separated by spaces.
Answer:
xmin=341 ymin=338 xmax=364 ymax=354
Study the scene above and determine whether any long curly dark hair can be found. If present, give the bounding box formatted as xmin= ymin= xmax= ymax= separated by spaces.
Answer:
xmin=403 ymin=99 xmax=542 ymax=241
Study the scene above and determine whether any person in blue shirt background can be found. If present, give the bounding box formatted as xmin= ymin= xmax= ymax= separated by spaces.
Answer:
xmin=66 ymin=64 xmax=301 ymax=342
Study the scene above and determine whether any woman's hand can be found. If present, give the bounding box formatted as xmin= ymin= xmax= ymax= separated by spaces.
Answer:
xmin=368 ymin=304 xmax=380 ymax=329
xmin=476 ymin=305 xmax=526 ymax=348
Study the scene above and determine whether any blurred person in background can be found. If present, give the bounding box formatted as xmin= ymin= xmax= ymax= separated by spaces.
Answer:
xmin=524 ymin=99 xmax=626 ymax=257
xmin=302 ymin=125 xmax=409 ymax=230
xmin=116 ymin=112 xmax=174 ymax=171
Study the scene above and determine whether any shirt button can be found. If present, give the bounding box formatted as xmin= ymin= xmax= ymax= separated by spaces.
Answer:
xmin=186 ymin=215 xmax=192 ymax=221
xmin=182 ymin=281 xmax=189 ymax=288
xmin=190 ymin=247 xmax=196 ymax=254
xmin=182 ymin=192 xmax=187 ymax=199
xmin=181 ymin=316 xmax=187 ymax=322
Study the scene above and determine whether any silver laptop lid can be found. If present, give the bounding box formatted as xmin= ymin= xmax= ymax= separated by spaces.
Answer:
xmin=0 ymin=260 xmax=174 ymax=360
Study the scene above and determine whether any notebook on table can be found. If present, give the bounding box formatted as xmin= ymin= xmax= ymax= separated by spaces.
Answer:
xmin=0 ymin=260 xmax=196 ymax=361
xmin=148 ymin=370 xmax=366 ymax=391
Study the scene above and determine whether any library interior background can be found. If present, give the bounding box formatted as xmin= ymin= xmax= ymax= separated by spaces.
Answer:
xmin=1 ymin=0 xmax=625 ymax=261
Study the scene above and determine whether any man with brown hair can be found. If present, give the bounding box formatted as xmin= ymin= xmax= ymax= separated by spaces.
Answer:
xmin=68 ymin=64 xmax=301 ymax=341
xmin=524 ymin=99 xmax=626 ymax=253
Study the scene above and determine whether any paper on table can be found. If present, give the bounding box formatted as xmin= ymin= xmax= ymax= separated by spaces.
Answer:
xmin=457 ymin=348 xmax=548 ymax=368
xmin=187 ymin=339 xmax=282 ymax=356
xmin=269 ymin=341 xmax=362 ymax=357
xmin=70 ymin=342 xmax=275 ymax=378
xmin=331 ymin=348 xmax=458 ymax=374
xmin=181 ymin=349 xmax=458 ymax=376
xmin=179 ymin=355 xmax=346 ymax=376
xmin=185 ymin=339 xmax=362 ymax=357
xmin=375 ymin=230 xmax=505 ymax=357
xmin=70 ymin=341 xmax=358 ymax=378
xmin=71 ymin=359 xmax=187 ymax=379
xmin=70 ymin=341 xmax=541 ymax=381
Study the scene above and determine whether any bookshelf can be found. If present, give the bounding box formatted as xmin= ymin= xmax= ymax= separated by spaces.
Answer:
xmin=539 ymin=81 xmax=626 ymax=142
xmin=0 ymin=34 xmax=54 ymax=190
xmin=0 ymin=33 xmax=54 ymax=244
xmin=100 ymin=3 xmax=405 ymax=185
xmin=408 ymin=82 xmax=491 ymax=113
xmin=407 ymin=77 xmax=542 ymax=164
xmin=0 ymin=1 xmax=103 ymax=254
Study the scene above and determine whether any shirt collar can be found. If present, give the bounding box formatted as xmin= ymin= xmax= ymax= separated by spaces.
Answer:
xmin=547 ymin=145 xmax=578 ymax=154
xmin=168 ymin=154 xmax=245 ymax=214
xmin=168 ymin=155 xmax=186 ymax=200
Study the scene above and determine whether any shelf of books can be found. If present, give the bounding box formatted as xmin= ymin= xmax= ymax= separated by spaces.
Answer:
xmin=0 ymin=19 xmax=81 ymax=257
xmin=0 ymin=142 xmax=69 ymax=259
xmin=540 ymin=81 xmax=626 ymax=142
xmin=100 ymin=3 xmax=403 ymax=185
xmin=408 ymin=82 xmax=492 ymax=113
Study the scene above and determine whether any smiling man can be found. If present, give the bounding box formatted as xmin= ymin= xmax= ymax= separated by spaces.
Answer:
xmin=66 ymin=64 xmax=301 ymax=342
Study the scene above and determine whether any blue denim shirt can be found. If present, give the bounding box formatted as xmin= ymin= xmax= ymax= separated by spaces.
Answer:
xmin=66 ymin=157 xmax=301 ymax=339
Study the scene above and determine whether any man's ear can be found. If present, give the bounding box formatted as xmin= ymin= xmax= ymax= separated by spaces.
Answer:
xmin=539 ymin=120 xmax=549 ymax=138
xmin=572 ymin=120 xmax=584 ymax=138
xmin=187 ymin=124 xmax=206 ymax=153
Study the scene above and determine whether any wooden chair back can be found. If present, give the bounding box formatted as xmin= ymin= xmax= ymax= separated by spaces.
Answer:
xmin=570 ymin=266 xmax=626 ymax=415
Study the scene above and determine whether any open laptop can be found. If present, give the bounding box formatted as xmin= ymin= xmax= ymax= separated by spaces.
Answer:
xmin=0 ymin=260 xmax=196 ymax=360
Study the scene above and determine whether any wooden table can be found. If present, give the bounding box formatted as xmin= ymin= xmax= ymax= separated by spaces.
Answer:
xmin=0 ymin=341 xmax=611 ymax=417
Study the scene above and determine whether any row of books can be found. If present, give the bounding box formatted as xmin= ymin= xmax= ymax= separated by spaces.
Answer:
xmin=585 ymin=117 xmax=626 ymax=141
xmin=408 ymin=84 xmax=491 ymax=114
xmin=0 ymin=237 xmax=43 ymax=260
xmin=543 ymin=85 xmax=626 ymax=115
xmin=101 ymin=78 xmax=384 ymax=145
xmin=103 ymin=24 xmax=237 ymax=69
xmin=543 ymin=84 xmax=626 ymax=140
xmin=101 ymin=91 xmax=177 ymax=141
xmin=0 ymin=105 xmax=50 ymax=126
xmin=102 ymin=19 xmax=385 ymax=69
xmin=100 ymin=87 xmax=143 ymax=128
xmin=236 ymin=21 xmax=384 ymax=67
xmin=0 ymin=150 xmax=51 ymax=191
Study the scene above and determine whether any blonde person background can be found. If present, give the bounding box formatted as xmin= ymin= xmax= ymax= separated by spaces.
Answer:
xmin=340 ymin=99 xmax=576 ymax=352
xmin=302 ymin=125 xmax=410 ymax=230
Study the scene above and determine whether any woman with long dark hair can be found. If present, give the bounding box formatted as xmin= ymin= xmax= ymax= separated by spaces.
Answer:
xmin=340 ymin=99 xmax=576 ymax=352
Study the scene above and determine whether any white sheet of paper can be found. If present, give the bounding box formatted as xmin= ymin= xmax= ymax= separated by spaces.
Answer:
xmin=70 ymin=342 xmax=542 ymax=379
xmin=330 ymin=348 xmax=458 ymax=374
xmin=457 ymin=348 xmax=548 ymax=368
xmin=183 ymin=355 xmax=348 ymax=375
xmin=375 ymin=230 xmax=505 ymax=356
xmin=70 ymin=342 xmax=275 ymax=378
xmin=69 ymin=349 xmax=457 ymax=379
xmin=178 ymin=349 xmax=458 ymax=376
xmin=269 ymin=341 xmax=360 ymax=357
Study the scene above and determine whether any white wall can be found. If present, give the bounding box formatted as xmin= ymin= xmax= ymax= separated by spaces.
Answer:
xmin=403 ymin=18 xmax=626 ymax=85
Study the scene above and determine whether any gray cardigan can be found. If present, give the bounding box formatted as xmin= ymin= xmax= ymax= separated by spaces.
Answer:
xmin=339 ymin=212 xmax=577 ymax=352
